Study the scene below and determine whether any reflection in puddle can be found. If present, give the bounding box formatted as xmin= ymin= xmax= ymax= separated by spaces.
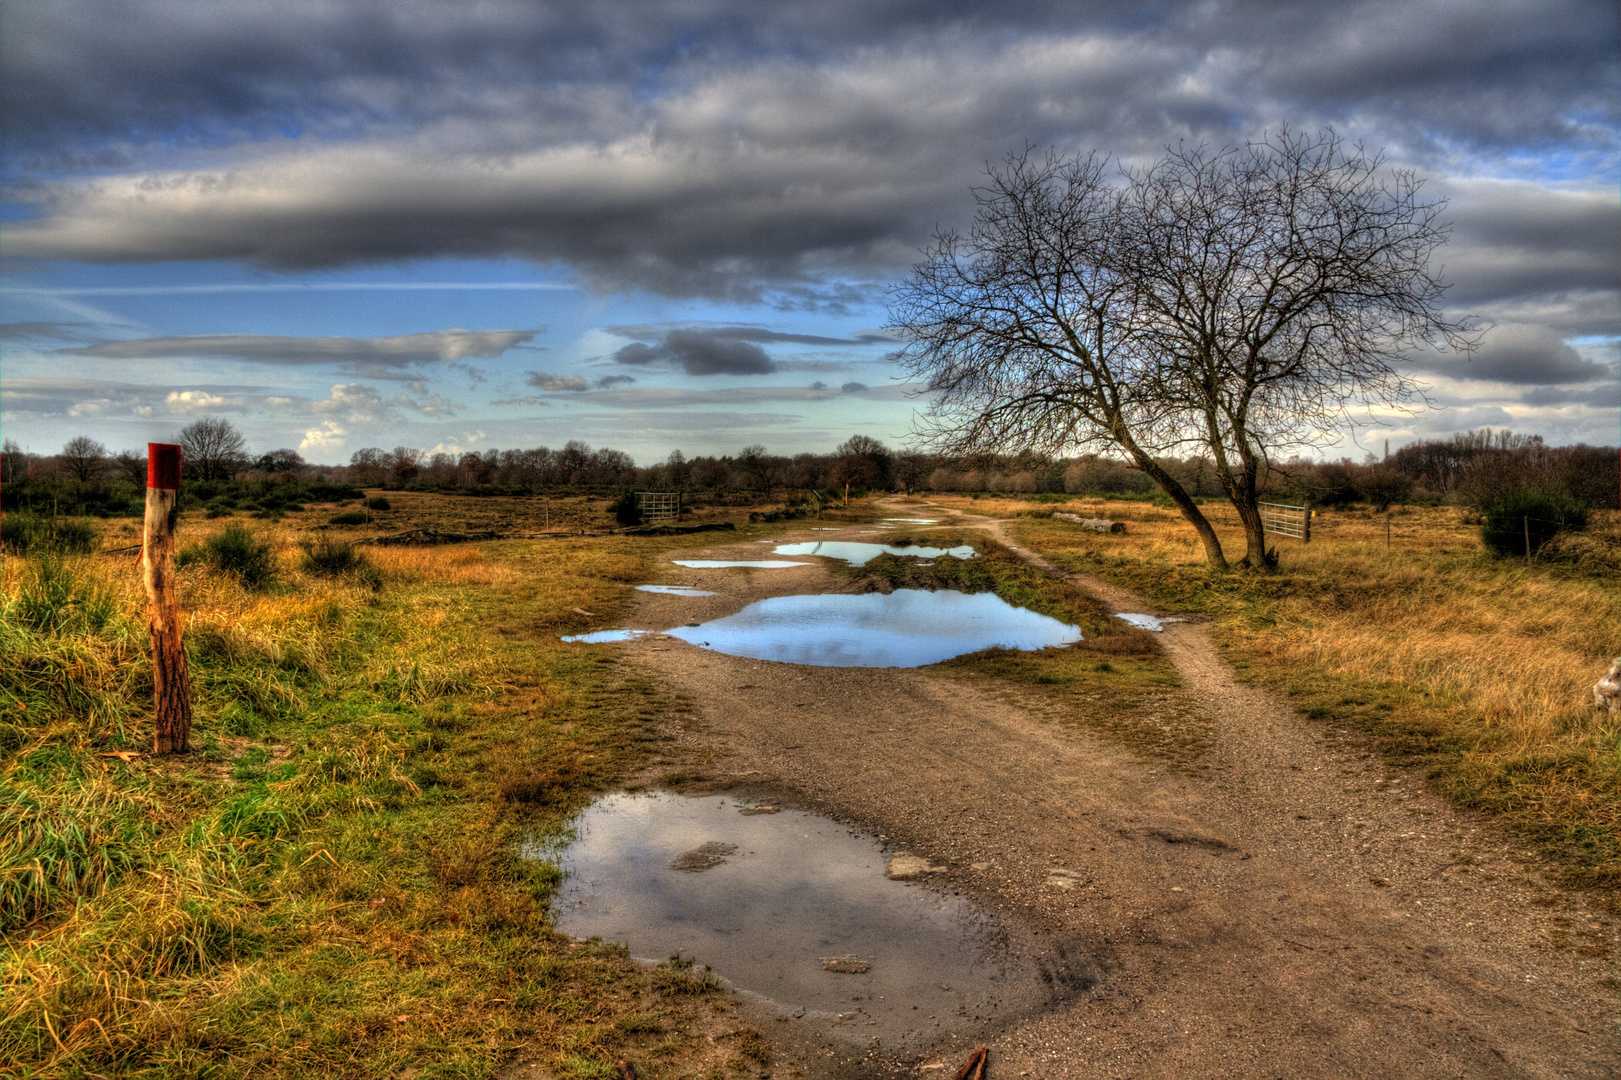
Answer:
xmin=666 ymin=589 xmax=1081 ymax=667
xmin=672 ymin=559 xmax=812 ymax=569
xmin=560 ymin=628 xmax=656 ymax=643
xmin=636 ymin=585 xmax=717 ymax=597
xmin=543 ymin=792 xmax=1060 ymax=1050
xmin=1115 ymin=613 xmax=1187 ymax=632
xmin=772 ymin=541 xmax=977 ymax=566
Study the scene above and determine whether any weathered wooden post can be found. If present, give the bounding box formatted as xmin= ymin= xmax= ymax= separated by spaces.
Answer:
xmin=144 ymin=443 xmax=192 ymax=754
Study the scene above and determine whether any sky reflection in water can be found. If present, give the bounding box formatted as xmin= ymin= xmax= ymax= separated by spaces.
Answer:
xmin=665 ymin=588 xmax=1080 ymax=667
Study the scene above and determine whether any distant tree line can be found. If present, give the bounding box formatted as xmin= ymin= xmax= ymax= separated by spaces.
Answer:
xmin=2 ymin=421 xmax=1614 ymax=521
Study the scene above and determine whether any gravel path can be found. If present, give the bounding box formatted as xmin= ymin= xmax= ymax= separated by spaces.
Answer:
xmin=617 ymin=501 xmax=1618 ymax=1078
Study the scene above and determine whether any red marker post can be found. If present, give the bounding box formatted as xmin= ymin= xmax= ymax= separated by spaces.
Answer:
xmin=144 ymin=443 xmax=192 ymax=754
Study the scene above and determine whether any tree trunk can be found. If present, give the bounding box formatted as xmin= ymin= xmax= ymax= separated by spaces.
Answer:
xmin=144 ymin=444 xmax=192 ymax=754
xmin=1129 ymin=452 xmax=1228 ymax=567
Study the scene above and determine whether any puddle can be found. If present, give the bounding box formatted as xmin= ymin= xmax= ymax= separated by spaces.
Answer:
xmin=543 ymin=792 xmax=1066 ymax=1050
xmin=772 ymin=541 xmax=977 ymax=566
xmin=672 ymin=560 xmax=812 ymax=569
xmin=883 ymin=518 xmax=939 ymax=524
xmin=636 ymin=585 xmax=717 ymax=597
xmin=665 ymin=589 xmax=1081 ymax=667
xmin=1115 ymin=613 xmax=1187 ymax=632
xmin=560 ymin=628 xmax=657 ymax=643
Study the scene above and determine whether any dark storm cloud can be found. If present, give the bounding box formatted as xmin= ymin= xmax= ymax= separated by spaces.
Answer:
xmin=608 ymin=325 xmax=896 ymax=348
xmin=1436 ymin=182 xmax=1621 ymax=325
xmin=525 ymin=371 xmax=589 ymax=392
xmin=56 ymin=330 xmax=537 ymax=378
xmin=613 ymin=330 xmax=779 ymax=376
xmin=1414 ymin=324 xmax=1615 ymax=386
xmin=1521 ymin=385 xmax=1618 ymax=408
xmin=3 ymin=1 xmax=1614 ymax=307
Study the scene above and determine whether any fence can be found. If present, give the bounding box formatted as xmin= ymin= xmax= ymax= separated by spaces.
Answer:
xmin=636 ymin=491 xmax=681 ymax=522
xmin=1258 ymin=501 xmax=1311 ymax=542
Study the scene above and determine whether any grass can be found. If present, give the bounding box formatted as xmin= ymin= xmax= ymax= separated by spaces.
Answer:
xmin=0 ymin=513 xmax=767 ymax=1078
xmin=929 ymin=493 xmax=1621 ymax=893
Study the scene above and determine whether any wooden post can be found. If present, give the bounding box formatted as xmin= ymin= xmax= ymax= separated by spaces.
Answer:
xmin=144 ymin=443 xmax=192 ymax=754
xmin=1303 ymin=501 xmax=1312 ymax=543
xmin=1524 ymin=516 xmax=1532 ymax=567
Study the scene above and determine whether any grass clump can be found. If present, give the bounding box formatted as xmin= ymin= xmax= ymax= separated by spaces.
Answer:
xmin=178 ymin=523 xmax=279 ymax=589
xmin=362 ymin=496 xmax=390 ymax=511
xmin=299 ymin=535 xmax=382 ymax=588
xmin=327 ymin=510 xmax=371 ymax=526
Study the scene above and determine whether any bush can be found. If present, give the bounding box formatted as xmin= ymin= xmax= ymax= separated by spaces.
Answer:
xmin=329 ymin=511 xmax=371 ymax=526
xmin=606 ymin=491 xmax=643 ymax=527
xmin=1480 ymin=492 xmax=1590 ymax=559
xmin=362 ymin=496 xmax=391 ymax=511
xmin=1 ymin=514 xmax=97 ymax=555
xmin=300 ymin=535 xmax=382 ymax=587
xmin=195 ymin=524 xmax=279 ymax=588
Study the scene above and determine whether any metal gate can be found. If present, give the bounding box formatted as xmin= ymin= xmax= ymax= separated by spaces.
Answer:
xmin=636 ymin=491 xmax=681 ymax=522
xmin=1258 ymin=501 xmax=1311 ymax=542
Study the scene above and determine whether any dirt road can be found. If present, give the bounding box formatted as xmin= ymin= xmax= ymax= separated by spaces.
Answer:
xmin=616 ymin=501 xmax=1619 ymax=1078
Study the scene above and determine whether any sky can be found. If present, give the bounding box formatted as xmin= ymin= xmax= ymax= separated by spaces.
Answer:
xmin=1 ymin=0 xmax=1617 ymax=467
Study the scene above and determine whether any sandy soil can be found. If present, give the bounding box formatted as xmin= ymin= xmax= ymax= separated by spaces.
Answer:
xmin=612 ymin=499 xmax=1619 ymax=1078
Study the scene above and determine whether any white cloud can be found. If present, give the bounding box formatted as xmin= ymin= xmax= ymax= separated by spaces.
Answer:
xmin=165 ymin=389 xmax=244 ymax=413
xmin=310 ymin=383 xmax=390 ymax=423
xmin=299 ymin=421 xmax=347 ymax=452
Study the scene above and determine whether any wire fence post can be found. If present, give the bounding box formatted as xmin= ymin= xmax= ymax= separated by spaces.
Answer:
xmin=144 ymin=443 xmax=192 ymax=754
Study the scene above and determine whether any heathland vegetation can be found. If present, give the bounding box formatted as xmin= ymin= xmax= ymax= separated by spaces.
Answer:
xmin=1 ymin=415 xmax=1616 ymax=1074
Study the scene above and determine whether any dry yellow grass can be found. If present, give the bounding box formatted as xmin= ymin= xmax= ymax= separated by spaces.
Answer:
xmin=930 ymin=493 xmax=1621 ymax=889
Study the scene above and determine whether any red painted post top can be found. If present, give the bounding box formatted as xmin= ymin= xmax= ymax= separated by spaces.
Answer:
xmin=148 ymin=443 xmax=182 ymax=490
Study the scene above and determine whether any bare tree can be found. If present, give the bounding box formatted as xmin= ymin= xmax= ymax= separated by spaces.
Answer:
xmin=891 ymin=132 xmax=1472 ymax=568
xmin=59 ymin=435 xmax=109 ymax=482
xmin=388 ymin=446 xmax=423 ymax=484
xmin=254 ymin=448 xmax=305 ymax=475
xmin=893 ymin=450 xmax=934 ymax=494
xmin=831 ymin=435 xmax=893 ymax=496
xmin=113 ymin=449 xmax=148 ymax=486
xmin=737 ymin=444 xmax=772 ymax=491
xmin=1 ymin=439 xmax=31 ymax=486
xmin=178 ymin=418 xmax=249 ymax=482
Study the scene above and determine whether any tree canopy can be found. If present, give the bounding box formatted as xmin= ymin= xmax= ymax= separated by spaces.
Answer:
xmin=890 ymin=130 xmax=1474 ymax=567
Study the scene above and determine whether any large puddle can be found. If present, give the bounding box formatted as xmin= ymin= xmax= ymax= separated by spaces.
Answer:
xmin=772 ymin=541 xmax=977 ymax=566
xmin=672 ymin=559 xmax=811 ymax=569
xmin=664 ymin=589 xmax=1081 ymax=667
xmin=544 ymin=792 xmax=1070 ymax=1051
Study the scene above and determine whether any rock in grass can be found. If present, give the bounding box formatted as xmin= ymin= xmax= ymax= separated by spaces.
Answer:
xmin=1595 ymin=657 xmax=1621 ymax=714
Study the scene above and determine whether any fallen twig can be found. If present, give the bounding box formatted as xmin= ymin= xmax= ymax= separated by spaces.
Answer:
xmin=954 ymin=1045 xmax=988 ymax=1080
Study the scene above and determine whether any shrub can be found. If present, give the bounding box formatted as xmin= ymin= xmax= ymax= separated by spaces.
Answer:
xmin=606 ymin=491 xmax=643 ymax=527
xmin=1 ymin=514 xmax=97 ymax=555
xmin=1480 ymin=492 xmax=1589 ymax=559
xmin=329 ymin=511 xmax=370 ymax=526
xmin=200 ymin=524 xmax=279 ymax=588
xmin=362 ymin=496 xmax=390 ymax=511
xmin=299 ymin=535 xmax=382 ymax=587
